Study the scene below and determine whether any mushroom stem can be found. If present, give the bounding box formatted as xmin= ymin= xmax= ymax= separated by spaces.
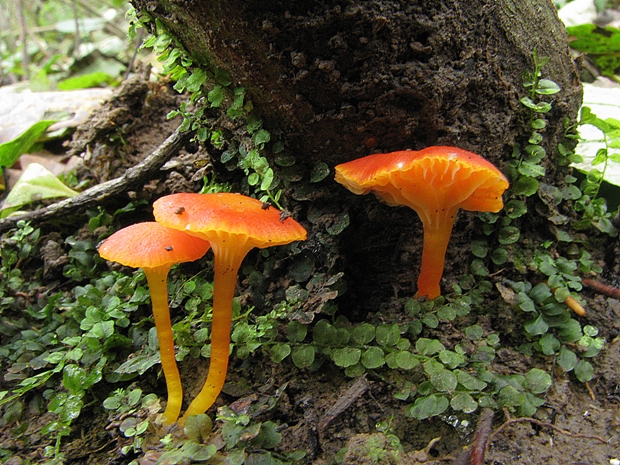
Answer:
xmin=416 ymin=211 xmax=458 ymax=300
xmin=144 ymin=267 xmax=183 ymax=424
xmin=180 ymin=244 xmax=247 ymax=423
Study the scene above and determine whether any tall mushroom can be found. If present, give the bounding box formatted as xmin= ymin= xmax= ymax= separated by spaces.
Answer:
xmin=98 ymin=222 xmax=210 ymax=424
xmin=153 ymin=192 xmax=307 ymax=422
xmin=335 ymin=146 xmax=509 ymax=299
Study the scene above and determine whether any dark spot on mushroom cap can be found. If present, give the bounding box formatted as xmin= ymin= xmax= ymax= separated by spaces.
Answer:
xmin=165 ymin=246 xmax=173 ymax=251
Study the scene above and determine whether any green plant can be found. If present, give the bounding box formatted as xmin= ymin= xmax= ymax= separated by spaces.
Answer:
xmin=470 ymin=50 xmax=607 ymax=390
xmin=570 ymin=106 xmax=620 ymax=234
xmin=137 ymin=16 xmax=286 ymax=207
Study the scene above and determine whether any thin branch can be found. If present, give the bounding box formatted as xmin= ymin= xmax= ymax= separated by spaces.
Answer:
xmin=0 ymin=126 xmax=193 ymax=233
xmin=485 ymin=409 xmax=608 ymax=459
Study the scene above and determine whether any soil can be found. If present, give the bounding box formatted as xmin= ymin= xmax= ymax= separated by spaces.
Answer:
xmin=1 ymin=72 xmax=619 ymax=465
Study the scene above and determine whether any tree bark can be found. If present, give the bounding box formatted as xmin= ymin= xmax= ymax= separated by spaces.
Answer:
xmin=130 ymin=0 xmax=582 ymax=313
xmin=132 ymin=0 xmax=580 ymax=167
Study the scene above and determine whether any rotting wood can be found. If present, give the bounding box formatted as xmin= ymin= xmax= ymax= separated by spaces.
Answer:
xmin=0 ymin=125 xmax=193 ymax=233
xmin=319 ymin=375 xmax=369 ymax=436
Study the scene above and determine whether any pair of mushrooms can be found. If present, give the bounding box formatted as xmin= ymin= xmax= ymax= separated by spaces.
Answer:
xmin=98 ymin=146 xmax=508 ymax=424
xmin=98 ymin=193 xmax=307 ymax=424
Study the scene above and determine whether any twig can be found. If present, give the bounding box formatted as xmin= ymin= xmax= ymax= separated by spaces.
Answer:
xmin=485 ymin=409 xmax=608 ymax=458
xmin=583 ymin=278 xmax=620 ymax=299
xmin=319 ymin=375 xmax=369 ymax=433
xmin=0 ymin=126 xmax=192 ymax=233
xmin=451 ymin=408 xmax=494 ymax=465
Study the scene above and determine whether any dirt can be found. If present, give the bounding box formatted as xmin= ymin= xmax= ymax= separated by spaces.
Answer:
xmin=1 ymin=70 xmax=620 ymax=465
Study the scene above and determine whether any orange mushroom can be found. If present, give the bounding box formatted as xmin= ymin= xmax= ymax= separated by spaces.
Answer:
xmin=98 ymin=222 xmax=210 ymax=424
xmin=335 ymin=146 xmax=509 ymax=299
xmin=153 ymin=192 xmax=307 ymax=422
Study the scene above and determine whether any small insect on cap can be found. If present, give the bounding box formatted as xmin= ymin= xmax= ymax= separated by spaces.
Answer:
xmin=98 ymin=222 xmax=211 ymax=269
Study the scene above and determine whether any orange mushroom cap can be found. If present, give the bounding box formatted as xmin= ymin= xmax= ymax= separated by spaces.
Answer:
xmin=98 ymin=222 xmax=211 ymax=269
xmin=152 ymin=192 xmax=308 ymax=248
xmin=335 ymin=147 xmax=508 ymax=219
xmin=335 ymin=146 xmax=509 ymax=299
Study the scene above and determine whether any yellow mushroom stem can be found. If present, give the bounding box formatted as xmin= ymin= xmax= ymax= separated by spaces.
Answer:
xmin=415 ymin=207 xmax=459 ymax=300
xmin=144 ymin=266 xmax=184 ymax=424
xmin=179 ymin=242 xmax=248 ymax=424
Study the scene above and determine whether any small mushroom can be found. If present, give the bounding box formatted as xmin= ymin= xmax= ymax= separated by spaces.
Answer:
xmin=335 ymin=146 xmax=509 ymax=299
xmin=153 ymin=192 xmax=307 ymax=422
xmin=98 ymin=222 xmax=210 ymax=424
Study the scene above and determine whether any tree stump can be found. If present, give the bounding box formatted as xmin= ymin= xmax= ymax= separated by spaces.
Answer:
xmin=131 ymin=0 xmax=582 ymax=312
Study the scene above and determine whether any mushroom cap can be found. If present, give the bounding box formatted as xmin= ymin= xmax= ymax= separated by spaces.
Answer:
xmin=334 ymin=146 xmax=509 ymax=217
xmin=98 ymin=222 xmax=211 ymax=269
xmin=152 ymin=193 xmax=307 ymax=248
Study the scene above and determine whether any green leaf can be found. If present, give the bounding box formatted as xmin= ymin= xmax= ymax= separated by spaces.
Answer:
xmin=115 ymin=353 xmax=160 ymax=375
xmin=325 ymin=211 xmax=350 ymax=236
xmin=456 ymin=370 xmax=487 ymax=391
xmin=310 ymin=162 xmax=330 ymax=183
xmin=415 ymin=338 xmax=445 ymax=356
xmin=574 ymin=359 xmax=594 ymax=383
xmin=420 ymin=312 xmax=439 ymax=328
xmin=498 ymin=226 xmax=520 ymax=245
xmin=513 ymin=176 xmax=539 ymax=196
xmin=524 ymin=368 xmax=552 ymax=394
xmin=465 ymin=325 xmax=484 ymax=341
xmin=332 ymin=347 xmax=362 ymax=368
xmin=360 ymin=347 xmax=385 ymax=369
xmin=269 ymin=343 xmax=291 ymax=363
xmin=538 ymin=333 xmax=561 ymax=355
xmin=253 ymin=129 xmax=271 ymax=146
xmin=498 ymin=385 xmax=525 ymax=407
xmin=557 ymin=346 xmax=577 ymax=372
xmin=518 ymin=161 xmax=546 ymax=178
xmin=535 ymin=79 xmax=561 ymax=95
xmin=291 ymin=345 xmax=315 ymax=368
xmin=470 ymin=240 xmax=489 ymax=258
xmin=185 ymin=68 xmax=207 ymax=93
xmin=351 ymin=323 xmax=375 ymax=345
xmin=430 ymin=369 xmax=458 ymax=393
xmin=395 ymin=351 xmax=419 ymax=370
xmin=313 ymin=319 xmax=338 ymax=346
xmin=344 ymin=362 xmax=366 ymax=378
xmin=504 ymin=199 xmax=527 ymax=219
xmin=438 ymin=350 xmax=465 ymax=369
xmin=450 ymin=392 xmax=478 ymax=413
xmin=57 ymin=71 xmax=116 ymax=90
xmin=207 ymin=86 xmax=225 ymax=107
xmin=0 ymin=120 xmax=57 ymax=173
xmin=407 ymin=395 xmax=449 ymax=420
xmin=375 ymin=324 xmax=400 ymax=347
xmin=524 ymin=314 xmax=548 ymax=335
xmin=517 ymin=292 xmax=536 ymax=313
xmin=1 ymin=163 xmax=79 ymax=217
xmin=491 ymin=247 xmax=508 ymax=265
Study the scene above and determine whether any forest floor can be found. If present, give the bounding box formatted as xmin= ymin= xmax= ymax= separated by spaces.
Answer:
xmin=0 ymin=73 xmax=619 ymax=465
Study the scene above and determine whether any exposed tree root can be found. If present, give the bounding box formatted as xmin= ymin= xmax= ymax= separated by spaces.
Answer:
xmin=0 ymin=126 xmax=192 ymax=233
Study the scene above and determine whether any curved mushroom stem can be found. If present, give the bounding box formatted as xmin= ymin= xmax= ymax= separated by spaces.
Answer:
xmin=416 ymin=209 xmax=459 ymax=300
xmin=144 ymin=267 xmax=183 ymax=424
xmin=180 ymin=244 xmax=248 ymax=424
